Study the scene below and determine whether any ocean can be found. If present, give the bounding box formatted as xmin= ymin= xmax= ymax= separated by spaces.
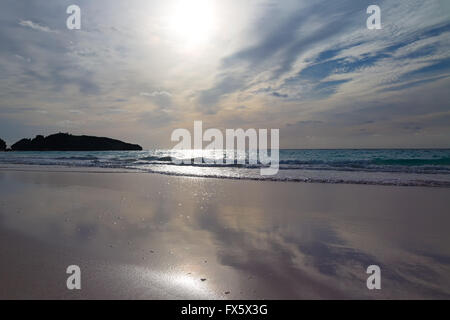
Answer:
xmin=1 ymin=149 xmax=449 ymax=187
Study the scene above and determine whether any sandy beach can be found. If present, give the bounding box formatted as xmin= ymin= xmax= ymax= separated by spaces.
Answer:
xmin=0 ymin=165 xmax=450 ymax=299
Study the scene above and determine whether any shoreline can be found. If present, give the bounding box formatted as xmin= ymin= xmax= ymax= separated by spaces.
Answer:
xmin=1 ymin=163 xmax=449 ymax=188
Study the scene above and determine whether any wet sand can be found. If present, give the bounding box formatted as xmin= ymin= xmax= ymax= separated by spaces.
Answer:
xmin=1 ymin=166 xmax=450 ymax=299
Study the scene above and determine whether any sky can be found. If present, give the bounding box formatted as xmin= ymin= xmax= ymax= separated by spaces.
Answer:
xmin=0 ymin=0 xmax=449 ymax=149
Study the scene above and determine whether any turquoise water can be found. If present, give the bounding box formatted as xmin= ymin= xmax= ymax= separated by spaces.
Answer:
xmin=1 ymin=149 xmax=449 ymax=186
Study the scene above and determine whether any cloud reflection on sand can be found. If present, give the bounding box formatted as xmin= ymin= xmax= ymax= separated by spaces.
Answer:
xmin=0 ymin=169 xmax=450 ymax=299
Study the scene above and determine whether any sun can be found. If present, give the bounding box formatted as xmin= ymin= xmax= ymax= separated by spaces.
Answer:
xmin=167 ymin=0 xmax=216 ymax=49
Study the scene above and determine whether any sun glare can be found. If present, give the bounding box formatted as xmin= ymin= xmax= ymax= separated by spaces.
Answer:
xmin=168 ymin=0 xmax=216 ymax=49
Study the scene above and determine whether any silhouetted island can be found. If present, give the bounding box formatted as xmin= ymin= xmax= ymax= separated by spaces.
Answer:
xmin=0 ymin=138 xmax=6 ymax=151
xmin=11 ymin=133 xmax=142 ymax=151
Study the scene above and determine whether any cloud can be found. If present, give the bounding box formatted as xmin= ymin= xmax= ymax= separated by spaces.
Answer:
xmin=197 ymin=75 xmax=245 ymax=114
xmin=1 ymin=0 xmax=450 ymax=148
xmin=271 ymin=92 xmax=288 ymax=98
xmin=138 ymin=109 xmax=176 ymax=128
xmin=140 ymin=91 xmax=172 ymax=98
xmin=286 ymin=120 xmax=324 ymax=127
xmin=195 ymin=0 xmax=368 ymax=113
xmin=18 ymin=20 xmax=57 ymax=33
xmin=140 ymin=91 xmax=173 ymax=109
xmin=195 ymin=1 xmax=450 ymax=118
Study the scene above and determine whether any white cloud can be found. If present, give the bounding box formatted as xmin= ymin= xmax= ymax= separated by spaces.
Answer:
xmin=18 ymin=20 xmax=57 ymax=33
xmin=140 ymin=91 xmax=172 ymax=97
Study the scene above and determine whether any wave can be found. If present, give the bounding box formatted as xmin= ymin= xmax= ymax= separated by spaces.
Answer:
xmin=55 ymin=156 xmax=99 ymax=160
xmin=371 ymin=157 xmax=450 ymax=166
xmin=278 ymin=157 xmax=450 ymax=166
xmin=11 ymin=156 xmax=450 ymax=173
xmin=139 ymin=158 xmax=450 ymax=175
xmin=124 ymin=165 xmax=450 ymax=187
xmin=139 ymin=156 xmax=173 ymax=162
xmin=1 ymin=149 xmax=449 ymax=187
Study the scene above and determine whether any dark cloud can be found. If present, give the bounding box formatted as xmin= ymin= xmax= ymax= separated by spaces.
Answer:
xmin=271 ymin=91 xmax=288 ymax=98
xmin=381 ymin=75 xmax=449 ymax=93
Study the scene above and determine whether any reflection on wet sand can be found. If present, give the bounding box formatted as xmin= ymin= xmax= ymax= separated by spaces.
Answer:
xmin=0 ymin=168 xmax=449 ymax=299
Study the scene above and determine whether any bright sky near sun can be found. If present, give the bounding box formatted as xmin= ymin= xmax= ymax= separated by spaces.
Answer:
xmin=0 ymin=0 xmax=449 ymax=148
xmin=167 ymin=0 xmax=216 ymax=49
